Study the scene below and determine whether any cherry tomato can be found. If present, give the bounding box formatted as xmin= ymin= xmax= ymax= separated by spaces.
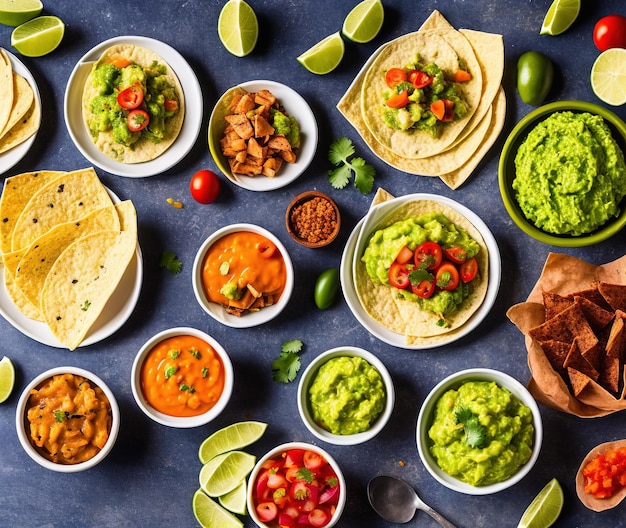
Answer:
xmin=164 ymin=99 xmax=178 ymax=112
xmin=385 ymin=67 xmax=407 ymax=88
xmin=593 ymin=15 xmax=626 ymax=52
xmin=435 ymin=261 xmax=460 ymax=291
xmin=443 ymin=246 xmax=467 ymax=264
xmin=388 ymin=261 xmax=410 ymax=289
xmin=190 ymin=169 xmax=221 ymax=204
xmin=408 ymin=69 xmax=432 ymax=88
xmin=412 ymin=278 xmax=436 ymax=299
xmin=256 ymin=502 xmax=278 ymax=522
xmin=126 ymin=109 xmax=150 ymax=131
xmin=117 ymin=84 xmax=144 ymax=109
xmin=303 ymin=450 xmax=324 ymax=471
xmin=395 ymin=245 xmax=414 ymax=265
xmin=414 ymin=241 xmax=443 ymax=271
xmin=460 ymin=257 xmax=479 ymax=283
xmin=385 ymin=90 xmax=409 ymax=108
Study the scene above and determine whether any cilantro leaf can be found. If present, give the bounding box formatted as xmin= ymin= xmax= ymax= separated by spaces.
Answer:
xmin=454 ymin=406 xmax=486 ymax=448
xmin=327 ymin=137 xmax=376 ymax=194
xmin=282 ymin=339 xmax=303 ymax=354
xmin=272 ymin=340 xmax=304 ymax=383
xmin=160 ymin=250 xmax=182 ymax=274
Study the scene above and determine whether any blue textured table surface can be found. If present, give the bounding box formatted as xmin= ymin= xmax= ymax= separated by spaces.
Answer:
xmin=1 ymin=1 xmax=626 ymax=527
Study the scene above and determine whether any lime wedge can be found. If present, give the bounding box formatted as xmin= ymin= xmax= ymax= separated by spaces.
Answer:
xmin=517 ymin=478 xmax=564 ymax=528
xmin=218 ymin=480 xmax=247 ymax=516
xmin=591 ymin=48 xmax=626 ymax=106
xmin=0 ymin=356 xmax=15 ymax=404
xmin=11 ymin=15 xmax=65 ymax=57
xmin=199 ymin=450 xmax=256 ymax=497
xmin=297 ymin=32 xmax=345 ymax=75
xmin=540 ymin=0 xmax=580 ymax=36
xmin=342 ymin=0 xmax=384 ymax=43
xmin=198 ymin=421 xmax=267 ymax=464
xmin=192 ymin=489 xmax=243 ymax=528
xmin=217 ymin=0 xmax=258 ymax=57
xmin=0 ymin=0 xmax=42 ymax=27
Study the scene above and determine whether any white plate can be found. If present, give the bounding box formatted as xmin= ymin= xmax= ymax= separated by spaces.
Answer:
xmin=0 ymin=49 xmax=42 ymax=177
xmin=64 ymin=36 xmax=202 ymax=178
xmin=0 ymin=187 xmax=143 ymax=348
xmin=340 ymin=193 xmax=501 ymax=350
xmin=208 ymin=80 xmax=318 ymax=191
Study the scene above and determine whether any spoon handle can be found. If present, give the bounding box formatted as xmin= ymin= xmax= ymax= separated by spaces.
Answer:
xmin=422 ymin=504 xmax=457 ymax=528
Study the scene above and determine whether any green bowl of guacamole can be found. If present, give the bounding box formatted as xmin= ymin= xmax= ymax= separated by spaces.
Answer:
xmin=499 ymin=101 xmax=626 ymax=247
xmin=416 ymin=368 xmax=542 ymax=495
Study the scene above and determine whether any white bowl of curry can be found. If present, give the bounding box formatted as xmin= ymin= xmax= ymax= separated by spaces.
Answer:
xmin=192 ymin=223 xmax=294 ymax=328
xmin=15 ymin=366 xmax=120 ymax=472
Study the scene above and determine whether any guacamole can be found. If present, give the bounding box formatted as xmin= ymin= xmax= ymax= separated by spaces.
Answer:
xmin=428 ymin=381 xmax=534 ymax=487
xmin=513 ymin=111 xmax=626 ymax=236
xmin=309 ymin=356 xmax=385 ymax=435
xmin=362 ymin=212 xmax=480 ymax=316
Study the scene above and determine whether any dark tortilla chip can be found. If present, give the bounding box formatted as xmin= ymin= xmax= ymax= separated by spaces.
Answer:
xmin=598 ymin=282 xmax=626 ymax=312
xmin=599 ymin=354 xmax=620 ymax=394
xmin=574 ymin=296 xmax=615 ymax=332
xmin=570 ymin=283 xmax=612 ymax=311
xmin=538 ymin=339 xmax=570 ymax=378
xmin=542 ymin=291 xmax=574 ymax=320
xmin=606 ymin=312 xmax=626 ymax=360
xmin=567 ymin=367 xmax=592 ymax=397
xmin=529 ymin=306 xmax=575 ymax=343
xmin=563 ymin=338 xmax=600 ymax=381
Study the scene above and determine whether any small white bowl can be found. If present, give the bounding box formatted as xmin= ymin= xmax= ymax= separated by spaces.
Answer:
xmin=297 ymin=346 xmax=394 ymax=445
xmin=247 ymin=442 xmax=346 ymax=528
xmin=131 ymin=327 xmax=233 ymax=428
xmin=416 ymin=368 xmax=542 ymax=495
xmin=192 ymin=223 xmax=294 ymax=328
xmin=15 ymin=366 xmax=120 ymax=472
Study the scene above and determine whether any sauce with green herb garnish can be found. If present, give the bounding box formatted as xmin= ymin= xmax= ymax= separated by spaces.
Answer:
xmin=428 ymin=380 xmax=534 ymax=486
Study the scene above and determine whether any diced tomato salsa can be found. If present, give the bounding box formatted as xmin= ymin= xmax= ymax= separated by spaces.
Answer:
xmin=252 ymin=447 xmax=341 ymax=527
xmin=583 ymin=446 xmax=626 ymax=499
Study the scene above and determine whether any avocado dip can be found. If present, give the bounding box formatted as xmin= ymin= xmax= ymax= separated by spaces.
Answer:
xmin=513 ymin=111 xmax=626 ymax=236
xmin=428 ymin=381 xmax=534 ymax=487
xmin=362 ymin=212 xmax=480 ymax=317
xmin=309 ymin=356 xmax=385 ymax=435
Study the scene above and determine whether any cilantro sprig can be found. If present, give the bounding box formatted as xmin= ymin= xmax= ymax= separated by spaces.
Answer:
xmin=454 ymin=406 xmax=486 ymax=448
xmin=328 ymin=137 xmax=376 ymax=194
xmin=160 ymin=250 xmax=183 ymax=274
xmin=271 ymin=339 xmax=303 ymax=383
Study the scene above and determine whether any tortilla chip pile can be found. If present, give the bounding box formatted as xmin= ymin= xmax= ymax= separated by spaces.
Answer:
xmin=508 ymin=253 xmax=626 ymax=417
xmin=337 ymin=10 xmax=505 ymax=189
xmin=0 ymin=49 xmax=41 ymax=155
xmin=0 ymin=168 xmax=138 ymax=350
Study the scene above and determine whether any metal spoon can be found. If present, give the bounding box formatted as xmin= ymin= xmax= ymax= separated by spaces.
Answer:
xmin=367 ymin=475 xmax=457 ymax=527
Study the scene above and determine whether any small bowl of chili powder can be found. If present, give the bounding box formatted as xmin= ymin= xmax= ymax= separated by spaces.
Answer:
xmin=286 ymin=191 xmax=341 ymax=248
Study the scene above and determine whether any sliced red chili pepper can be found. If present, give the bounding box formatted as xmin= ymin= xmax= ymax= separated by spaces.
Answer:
xmin=117 ymin=83 xmax=144 ymax=109
xmin=460 ymin=256 xmax=479 ymax=283
xmin=127 ymin=109 xmax=150 ymax=132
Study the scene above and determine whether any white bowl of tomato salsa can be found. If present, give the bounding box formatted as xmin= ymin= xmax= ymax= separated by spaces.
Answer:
xmin=131 ymin=327 xmax=234 ymax=428
xmin=192 ymin=223 xmax=294 ymax=328
xmin=15 ymin=366 xmax=120 ymax=472
xmin=247 ymin=442 xmax=346 ymax=528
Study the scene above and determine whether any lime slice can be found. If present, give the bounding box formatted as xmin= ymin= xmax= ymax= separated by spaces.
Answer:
xmin=342 ymin=0 xmax=384 ymax=43
xmin=590 ymin=48 xmax=626 ymax=106
xmin=0 ymin=0 xmax=42 ymax=27
xmin=199 ymin=450 xmax=256 ymax=497
xmin=0 ymin=356 xmax=15 ymax=404
xmin=10 ymin=15 xmax=65 ymax=57
xmin=297 ymin=32 xmax=345 ymax=75
xmin=192 ymin=489 xmax=243 ymax=528
xmin=198 ymin=421 xmax=267 ymax=464
xmin=217 ymin=0 xmax=258 ymax=57
xmin=218 ymin=480 xmax=247 ymax=515
xmin=540 ymin=0 xmax=580 ymax=36
xmin=517 ymin=478 xmax=564 ymax=528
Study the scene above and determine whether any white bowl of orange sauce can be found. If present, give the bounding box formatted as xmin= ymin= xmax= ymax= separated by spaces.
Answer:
xmin=131 ymin=327 xmax=234 ymax=428
xmin=192 ymin=223 xmax=294 ymax=328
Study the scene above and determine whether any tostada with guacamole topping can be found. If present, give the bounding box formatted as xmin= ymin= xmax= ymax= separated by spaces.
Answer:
xmin=355 ymin=199 xmax=489 ymax=346
xmin=82 ymin=44 xmax=184 ymax=164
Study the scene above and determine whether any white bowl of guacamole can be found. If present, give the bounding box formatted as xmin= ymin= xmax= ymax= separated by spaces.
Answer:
xmin=416 ymin=368 xmax=542 ymax=495
xmin=297 ymin=346 xmax=395 ymax=445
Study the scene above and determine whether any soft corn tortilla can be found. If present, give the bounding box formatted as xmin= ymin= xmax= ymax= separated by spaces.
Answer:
xmin=0 ymin=49 xmax=13 ymax=135
xmin=0 ymin=96 xmax=41 ymax=155
xmin=82 ymin=44 xmax=185 ymax=164
xmin=355 ymin=199 xmax=489 ymax=345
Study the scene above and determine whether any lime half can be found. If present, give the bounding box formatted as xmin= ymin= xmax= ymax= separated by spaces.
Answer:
xmin=198 ymin=421 xmax=267 ymax=464
xmin=192 ymin=489 xmax=243 ymax=528
xmin=540 ymin=0 xmax=580 ymax=36
xmin=591 ymin=48 xmax=626 ymax=106
xmin=517 ymin=478 xmax=564 ymax=528
xmin=0 ymin=0 xmax=42 ymax=27
xmin=342 ymin=0 xmax=384 ymax=43
xmin=217 ymin=0 xmax=258 ymax=57
xmin=297 ymin=32 xmax=345 ymax=75
xmin=199 ymin=450 xmax=256 ymax=497
xmin=0 ymin=356 xmax=15 ymax=404
xmin=11 ymin=15 xmax=65 ymax=57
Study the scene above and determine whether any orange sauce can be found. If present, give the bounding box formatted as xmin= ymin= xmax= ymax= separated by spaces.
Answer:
xmin=201 ymin=231 xmax=286 ymax=310
xmin=140 ymin=334 xmax=225 ymax=417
